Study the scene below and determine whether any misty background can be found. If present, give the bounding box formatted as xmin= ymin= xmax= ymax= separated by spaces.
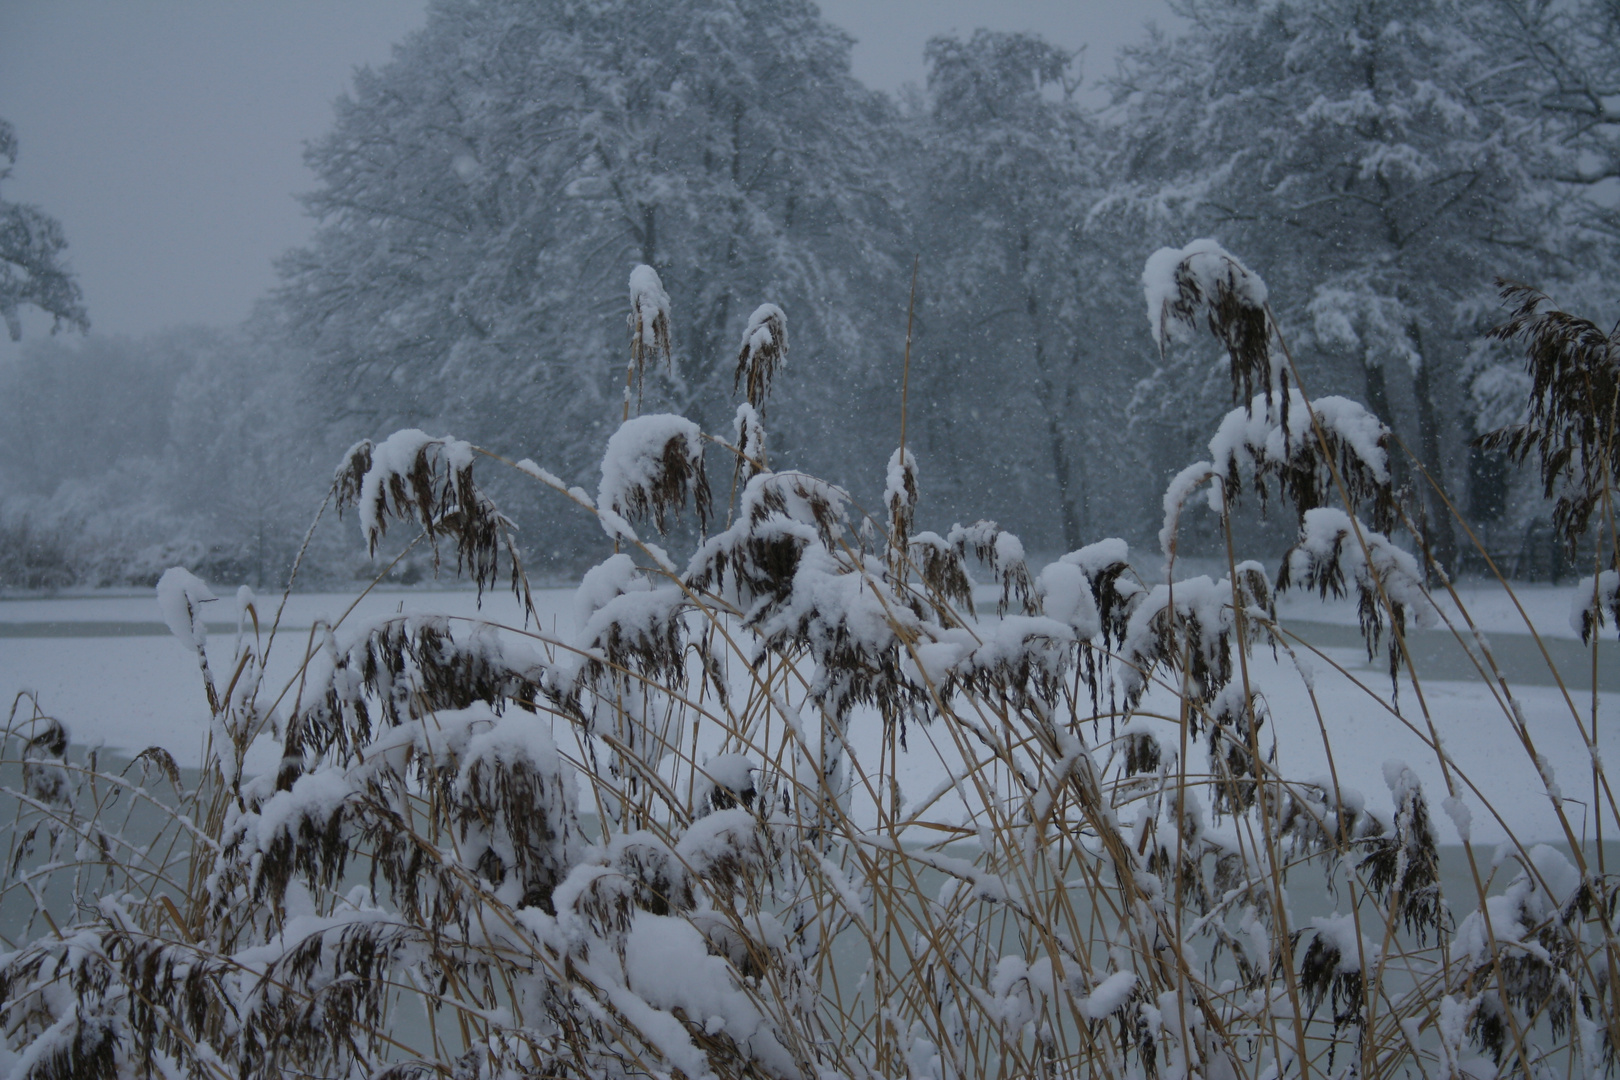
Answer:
xmin=1 ymin=0 xmax=1614 ymax=590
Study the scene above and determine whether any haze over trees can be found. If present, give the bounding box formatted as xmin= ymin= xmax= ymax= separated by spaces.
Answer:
xmin=2 ymin=0 xmax=1617 ymax=587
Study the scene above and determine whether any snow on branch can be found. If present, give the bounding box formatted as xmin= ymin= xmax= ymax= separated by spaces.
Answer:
xmin=1308 ymin=280 xmax=1420 ymax=373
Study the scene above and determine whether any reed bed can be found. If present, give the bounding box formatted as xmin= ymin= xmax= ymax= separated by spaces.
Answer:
xmin=2 ymin=250 xmax=1617 ymax=1080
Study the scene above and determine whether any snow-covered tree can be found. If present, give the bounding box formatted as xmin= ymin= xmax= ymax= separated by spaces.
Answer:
xmin=1516 ymin=0 xmax=1620 ymax=229
xmin=1108 ymin=0 xmax=1592 ymax=566
xmin=0 ymin=117 xmax=88 ymax=342
xmin=907 ymin=32 xmax=1145 ymax=550
xmin=278 ymin=0 xmax=907 ymax=498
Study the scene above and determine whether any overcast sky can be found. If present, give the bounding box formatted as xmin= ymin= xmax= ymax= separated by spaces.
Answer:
xmin=0 ymin=1 xmax=1170 ymax=361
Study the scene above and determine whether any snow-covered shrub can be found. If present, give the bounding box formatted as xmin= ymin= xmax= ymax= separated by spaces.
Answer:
xmin=4 ymin=253 xmax=1619 ymax=1080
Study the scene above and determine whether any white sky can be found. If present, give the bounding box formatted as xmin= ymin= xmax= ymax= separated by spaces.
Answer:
xmin=0 ymin=1 xmax=1171 ymax=361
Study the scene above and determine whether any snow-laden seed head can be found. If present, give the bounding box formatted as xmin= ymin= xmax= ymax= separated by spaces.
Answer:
xmin=1144 ymin=239 xmax=1280 ymax=415
xmin=288 ymin=616 xmax=557 ymax=767
xmin=454 ymin=715 xmax=580 ymax=914
xmin=333 ymin=429 xmax=520 ymax=600
xmin=1571 ymin=570 xmax=1619 ymax=645
xmin=1056 ymin=539 xmax=1143 ymax=710
xmin=1299 ymin=916 xmax=1370 ymax=1038
xmin=1363 ymin=761 xmax=1442 ymax=939
xmin=19 ymin=715 xmax=69 ymax=809
xmin=1206 ymin=391 xmax=1397 ymax=534
xmin=575 ymin=584 xmax=689 ymax=692
xmin=1457 ymin=848 xmax=1590 ymax=1049
xmin=685 ymin=471 xmax=850 ymax=614
xmin=735 ymin=302 xmax=786 ymax=409
xmin=1206 ymin=684 xmax=1267 ymax=815
xmin=1277 ymin=508 xmax=1431 ymax=678
xmin=1483 ymin=281 xmax=1620 ymax=553
xmin=695 ymin=754 xmax=758 ymax=815
xmin=885 ymin=446 xmax=920 ymax=551
xmin=1274 ymin=779 xmax=1381 ymax=858
xmin=333 ymin=438 xmax=372 ymax=512
xmin=234 ymin=769 xmax=355 ymax=910
xmin=597 ymin=414 xmax=711 ymax=534
xmin=908 ymin=530 xmax=974 ymax=618
xmin=557 ymin=864 xmax=638 ymax=954
xmin=733 ymin=401 xmax=767 ymax=480
xmin=610 ymin=832 xmax=693 ymax=916
xmin=1121 ymin=727 xmax=1162 ymax=777
xmin=628 ymin=263 xmax=673 ymax=373
xmin=948 ymin=520 xmax=1036 ymax=616
xmin=676 ymin=808 xmax=767 ymax=899
xmin=1116 ymin=574 xmax=1260 ymax=711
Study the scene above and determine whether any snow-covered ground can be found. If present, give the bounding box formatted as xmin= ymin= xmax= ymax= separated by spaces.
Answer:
xmin=1 ymin=579 xmax=1613 ymax=846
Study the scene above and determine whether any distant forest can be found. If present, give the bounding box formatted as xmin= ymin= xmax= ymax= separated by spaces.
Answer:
xmin=3 ymin=0 xmax=1617 ymax=589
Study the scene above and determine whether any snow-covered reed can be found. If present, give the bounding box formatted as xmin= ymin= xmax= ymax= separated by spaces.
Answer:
xmin=3 ymin=256 xmax=1617 ymax=1080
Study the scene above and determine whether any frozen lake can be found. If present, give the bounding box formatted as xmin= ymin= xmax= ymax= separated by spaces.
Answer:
xmin=1 ymin=580 xmax=1615 ymax=845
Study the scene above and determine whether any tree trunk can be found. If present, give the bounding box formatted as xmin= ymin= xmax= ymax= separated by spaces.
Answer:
xmin=1361 ymin=357 xmax=1408 ymax=491
xmin=1021 ymin=234 xmax=1083 ymax=550
xmin=1407 ymin=323 xmax=1458 ymax=571
xmin=1044 ymin=400 xmax=1083 ymax=550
